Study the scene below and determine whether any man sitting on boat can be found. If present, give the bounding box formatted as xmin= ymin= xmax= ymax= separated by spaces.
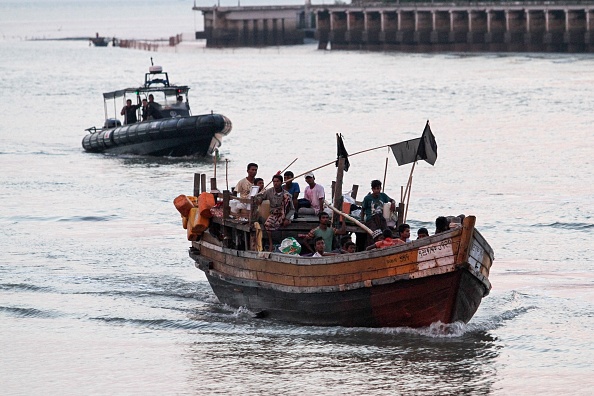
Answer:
xmin=282 ymin=171 xmax=300 ymax=218
xmin=120 ymin=99 xmax=141 ymax=125
xmin=254 ymin=178 xmax=265 ymax=193
xmin=235 ymin=163 xmax=258 ymax=198
xmin=417 ymin=227 xmax=429 ymax=239
xmin=366 ymin=229 xmax=403 ymax=251
xmin=299 ymin=172 xmax=326 ymax=216
xmin=255 ymin=174 xmax=295 ymax=252
xmin=335 ymin=235 xmax=354 ymax=254
xmin=344 ymin=241 xmax=357 ymax=253
xmin=311 ymin=237 xmax=338 ymax=257
xmin=230 ymin=163 xmax=258 ymax=214
xmin=435 ymin=216 xmax=450 ymax=234
xmin=301 ymin=212 xmax=346 ymax=253
xmin=397 ymin=223 xmax=411 ymax=243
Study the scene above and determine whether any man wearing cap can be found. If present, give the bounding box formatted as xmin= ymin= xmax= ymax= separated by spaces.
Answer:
xmin=300 ymin=172 xmax=325 ymax=216
xmin=365 ymin=229 xmax=385 ymax=250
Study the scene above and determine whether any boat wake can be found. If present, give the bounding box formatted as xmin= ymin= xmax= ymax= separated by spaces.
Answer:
xmin=89 ymin=316 xmax=214 ymax=331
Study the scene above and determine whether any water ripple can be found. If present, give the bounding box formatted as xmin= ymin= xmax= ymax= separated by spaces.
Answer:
xmin=0 ymin=306 xmax=60 ymax=319
xmin=4 ymin=214 xmax=120 ymax=222
xmin=533 ymin=221 xmax=594 ymax=230
xmin=89 ymin=316 xmax=212 ymax=331
xmin=0 ymin=283 xmax=53 ymax=292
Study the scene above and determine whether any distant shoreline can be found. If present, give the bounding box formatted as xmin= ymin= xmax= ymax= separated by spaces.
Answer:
xmin=27 ymin=37 xmax=169 ymax=42
xmin=28 ymin=37 xmax=90 ymax=41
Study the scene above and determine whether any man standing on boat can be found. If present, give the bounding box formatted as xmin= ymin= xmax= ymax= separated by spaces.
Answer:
xmin=255 ymin=174 xmax=295 ymax=252
xmin=141 ymin=99 xmax=149 ymax=121
xmin=145 ymin=94 xmax=163 ymax=120
xmin=120 ymin=99 xmax=140 ymax=125
xmin=360 ymin=180 xmax=395 ymax=224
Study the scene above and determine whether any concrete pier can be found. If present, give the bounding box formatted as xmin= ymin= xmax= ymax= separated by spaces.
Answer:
xmin=194 ymin=2 xmax=594 ymax=53
xmin=194 ymin=5 xmax=315 ymax=47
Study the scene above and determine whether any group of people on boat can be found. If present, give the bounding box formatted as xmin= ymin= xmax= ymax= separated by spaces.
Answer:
xmin=119 ymin=94 xmax=161 ymax=125
xmin=231 ymin=162 xmax=454 ymax=254
xmin=120 ymin=94 xmax=187 ymax=125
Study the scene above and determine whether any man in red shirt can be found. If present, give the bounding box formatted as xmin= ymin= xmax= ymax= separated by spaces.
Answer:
xmin=366 ymin=229 xmax=404 ymax=251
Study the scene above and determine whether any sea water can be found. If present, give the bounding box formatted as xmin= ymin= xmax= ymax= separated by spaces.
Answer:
xmin=1 ymin=1 xmax=593 ymax=395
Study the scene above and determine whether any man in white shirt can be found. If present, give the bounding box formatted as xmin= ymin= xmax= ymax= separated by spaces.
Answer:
xmin=231 ymin=163 xmax=258 ymax=213
xmin=235 ymin=163 xmax=258 ymax=198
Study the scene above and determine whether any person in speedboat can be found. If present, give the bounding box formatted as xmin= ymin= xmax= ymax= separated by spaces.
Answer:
xmin=120 ymin=99 xmax=140 ymax=125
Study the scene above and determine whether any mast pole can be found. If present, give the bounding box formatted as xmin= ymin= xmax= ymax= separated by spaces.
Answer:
xmin=382 ymin=151 xmax=389 ymax=193
xmin=402 ymin=161 xmax=417 ymax=223
xmin=225 ymin=159 xmax=229 ymax=190
xmin=333 ymin=157 xmax=345 ymax=224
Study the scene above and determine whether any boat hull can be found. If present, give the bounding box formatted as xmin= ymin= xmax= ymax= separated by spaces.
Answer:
xmin=82 ymin=114 xmax=231 ymax=157
xmin=204 ymin=267 xmax=486 ymax=327
xmin=191 ymin=216 xmax=494 ymax=328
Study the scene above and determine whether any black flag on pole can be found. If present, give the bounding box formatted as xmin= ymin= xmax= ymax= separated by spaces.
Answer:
xmin=417 ymin=121 xmax=438 ymax=165
xmin=336 ymin=133 xmax=350 ymax=172
xmin=389 ymin=121 xmax=438 ymax=166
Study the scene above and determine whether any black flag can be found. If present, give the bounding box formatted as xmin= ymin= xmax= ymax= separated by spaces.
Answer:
xmin=389 ymin=121 xmax=438 ymax=166
xmin=390 ymin=137 xmax=422 ymax=166
xmin=417 ymin=121 xmax=438 ymax=165
xmin=336 ymin=133 xmax=350 ymax=172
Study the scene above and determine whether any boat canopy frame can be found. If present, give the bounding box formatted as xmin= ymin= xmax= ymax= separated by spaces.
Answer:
xmin=102 ymin=86 xmax=190 ymax=100
xmin=102 ymin=85 xmax=192 ymax=124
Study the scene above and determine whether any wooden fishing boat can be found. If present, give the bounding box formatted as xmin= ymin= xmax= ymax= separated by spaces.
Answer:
xmin=177 ymin=127 xmax=494 ymax=328
xmin=82 ymin=63 xmax=232 ymax=157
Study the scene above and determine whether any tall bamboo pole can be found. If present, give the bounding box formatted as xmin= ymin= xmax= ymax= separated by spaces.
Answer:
xmin=382 ymin=156 xmax=388 ymax=193
xmin=225 ymin=159 xmax=229 ymax=191
xmin=264 ymin=157 xmax=298 ymax=188
xmin=283 ymin=144 xmax=393 ymax=184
